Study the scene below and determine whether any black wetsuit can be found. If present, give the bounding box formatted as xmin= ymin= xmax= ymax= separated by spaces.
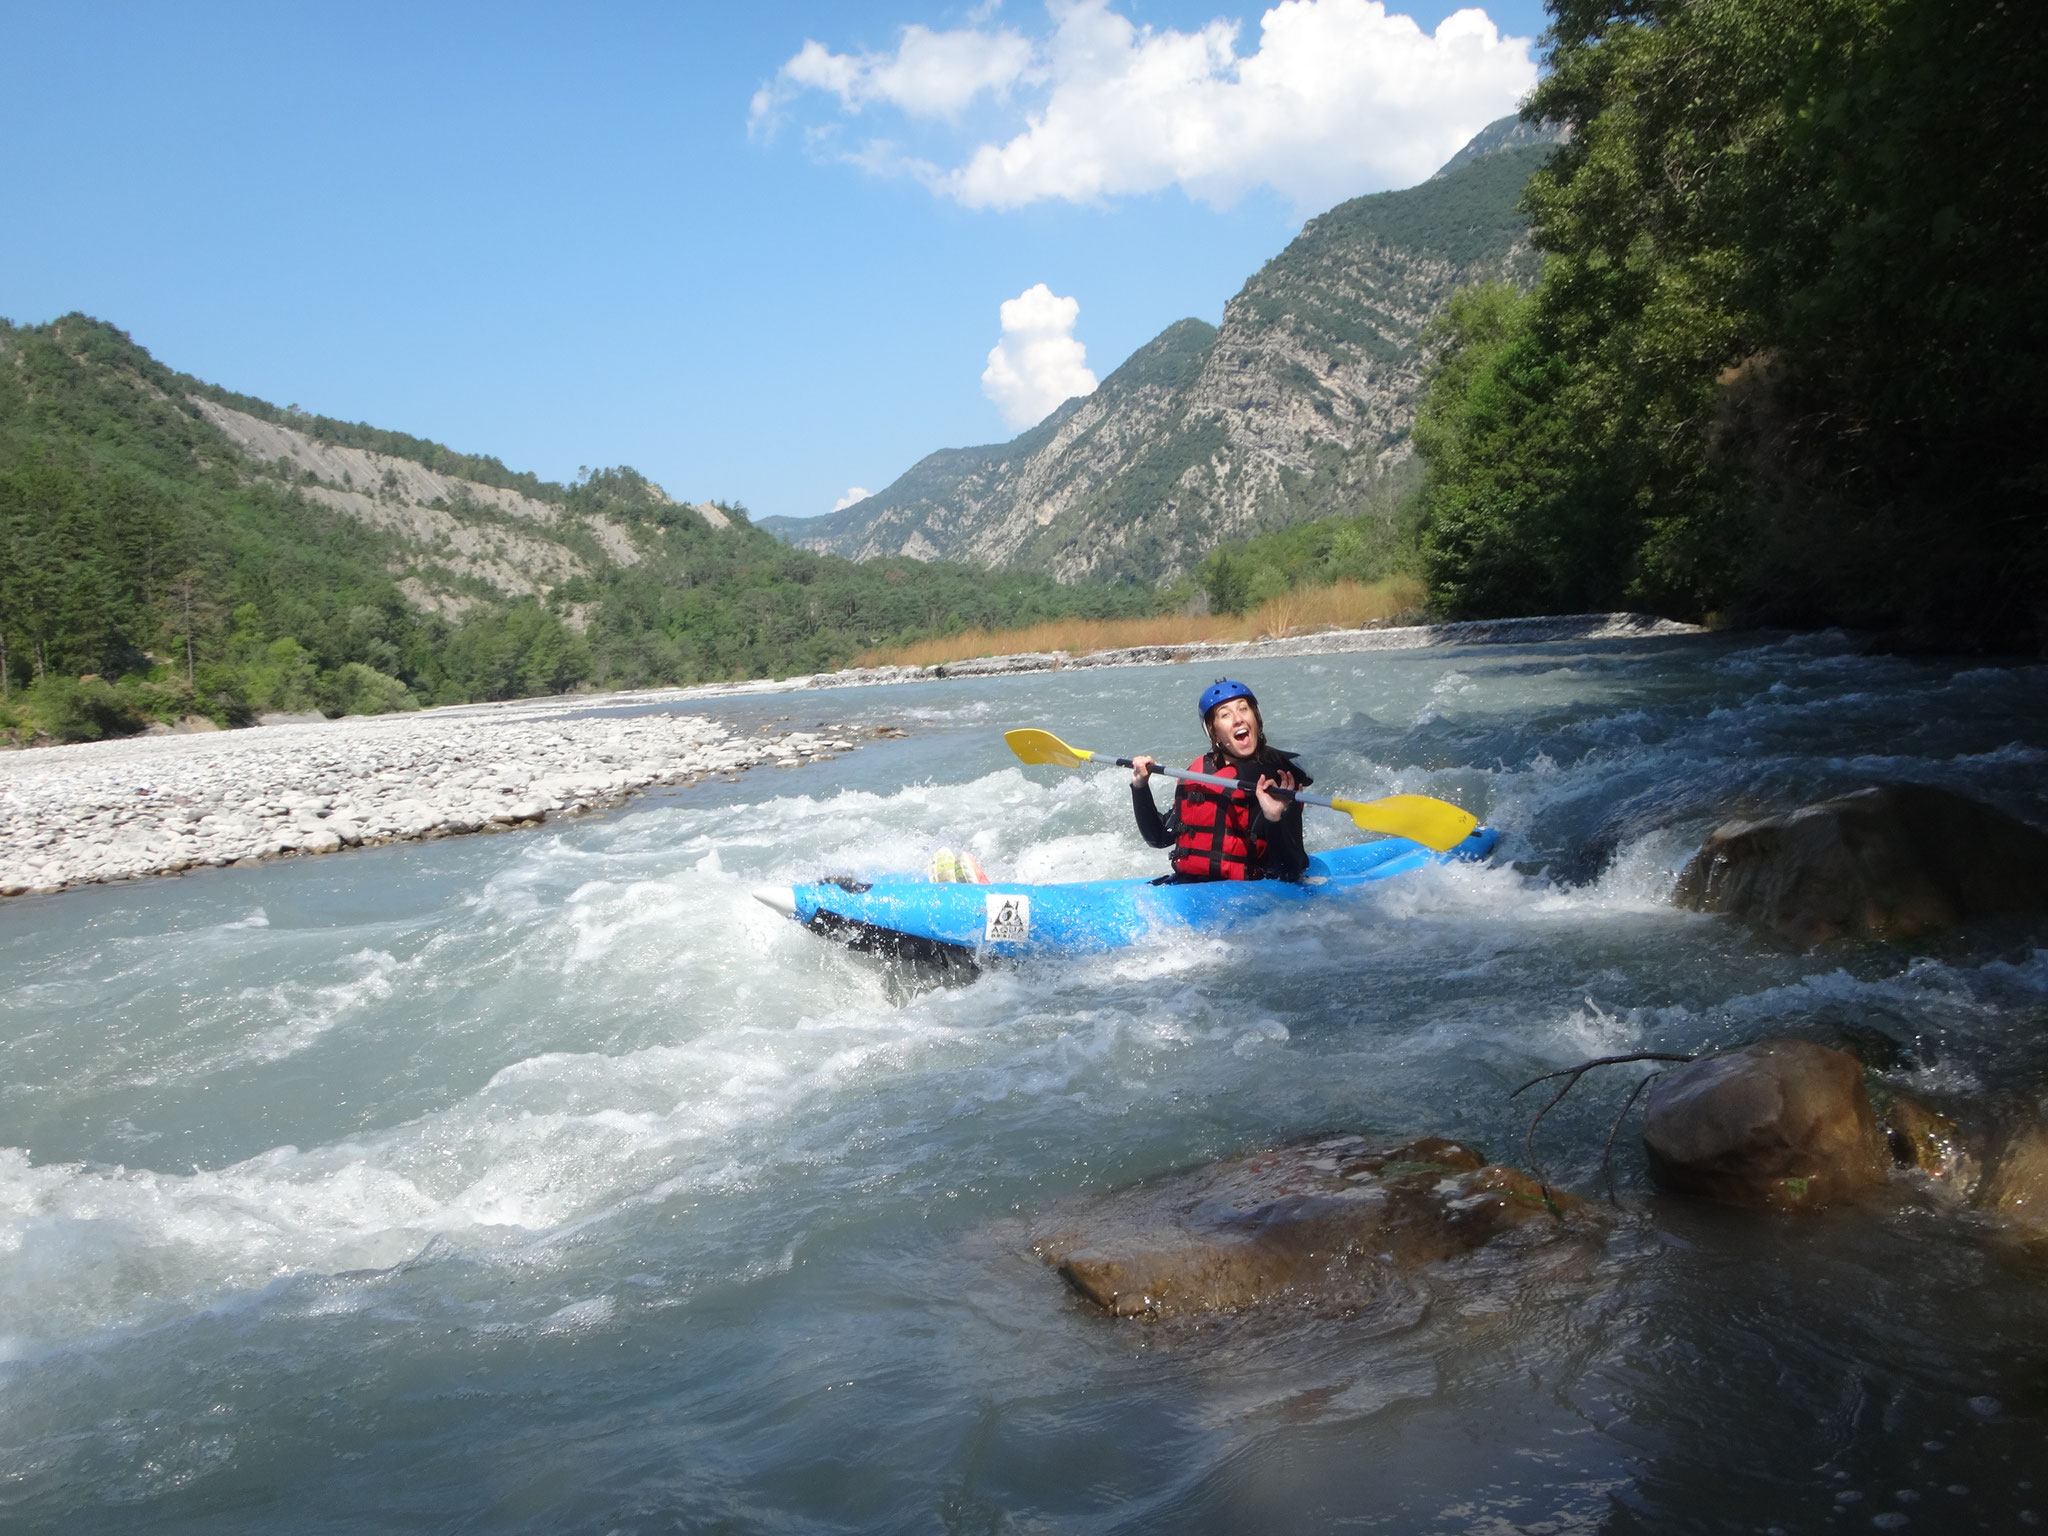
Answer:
xmin=1130 ymin=746 xmax=1313 ymax=882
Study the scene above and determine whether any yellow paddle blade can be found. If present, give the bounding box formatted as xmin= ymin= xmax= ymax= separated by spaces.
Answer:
xmin=1004 ymin=728 xmax=1095 ymax=770
xmin=1329 ymin=793 xmax=1479 ymax=852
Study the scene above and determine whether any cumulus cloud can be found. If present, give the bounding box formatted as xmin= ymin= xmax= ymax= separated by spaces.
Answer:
xmin=751 ymin=23 xmax=1034 ymax=129
xmin=981 ymin=284 xmax=1098 ymax=430
xmin=755 ymin=0 xmax=1538 ymax=210
xmin=832 ymin=486 xmax=874 ymax=511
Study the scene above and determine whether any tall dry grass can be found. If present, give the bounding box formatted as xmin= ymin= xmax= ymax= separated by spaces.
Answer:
xmin=855 ymin=575 xmax=1426 ymax=669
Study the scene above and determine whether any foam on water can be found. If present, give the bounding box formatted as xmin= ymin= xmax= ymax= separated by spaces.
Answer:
xmin=3 ymin=633 xmax=2047 ymax=1531
xmin=0 ymin=764 xmax=1286 ymax=1353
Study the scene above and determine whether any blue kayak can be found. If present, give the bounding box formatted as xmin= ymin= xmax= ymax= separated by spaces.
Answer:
xmin=754 ymin=827 xmax=1499 ymax=965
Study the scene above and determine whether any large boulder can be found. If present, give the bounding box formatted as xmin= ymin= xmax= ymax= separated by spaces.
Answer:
xmin=1642 ymin=1037 xmax=2048 ymax=1238
xmin=1672 ymin=784 xmax=2048 ymax=945
xmin=1641 ymin=1041 xmax=1892 ymax=1210
xmin=1031 ymin=1134 xmax=1594 ymax=1319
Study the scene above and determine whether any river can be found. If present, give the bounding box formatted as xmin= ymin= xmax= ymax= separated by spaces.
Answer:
xmin=3 ymin=629 xmax=2046 ymax=1533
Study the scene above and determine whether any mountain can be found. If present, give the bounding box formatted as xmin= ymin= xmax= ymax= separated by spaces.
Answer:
xmin=0 ymin=316 xmax=1154 ymax=736
xmin=762 ymin=118 xmax=1561 ymax=585
xmin=763 ymin=316 xmax=1219 ymax=574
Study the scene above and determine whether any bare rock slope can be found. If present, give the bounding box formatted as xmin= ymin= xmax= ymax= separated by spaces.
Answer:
xmin=192 ymin=399 xmax=729 ymax=620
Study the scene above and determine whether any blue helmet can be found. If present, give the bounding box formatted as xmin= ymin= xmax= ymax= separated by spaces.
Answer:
xmin=1198 ymin=678 xmax=1256 ymax=719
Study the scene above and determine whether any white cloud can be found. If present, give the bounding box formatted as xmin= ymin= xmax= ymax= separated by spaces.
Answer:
xmin=751 ymin=23 xmax=1034 ymax=132
xmin=832 ymin=486 xmax=874 ymax=511
xmin=981 ymin=283 xmax=1098 ymax=431
xmin=757 ymin=0 xmax=1539 ymax=210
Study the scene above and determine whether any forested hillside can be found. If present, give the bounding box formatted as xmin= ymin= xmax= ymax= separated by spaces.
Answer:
xmin=763 ymin=120 xmax=1560 ymax=585
xmin=0 ymin=316 xmax=1153 ymax=741
xmin=1413 ymin=0 xmax=2047 ymax=650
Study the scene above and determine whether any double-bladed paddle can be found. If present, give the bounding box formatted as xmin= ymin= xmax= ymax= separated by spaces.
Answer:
xmin=1004 ymin=728 xmax=1479 ymax=852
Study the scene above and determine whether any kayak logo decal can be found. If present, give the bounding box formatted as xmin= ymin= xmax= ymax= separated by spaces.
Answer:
xmin=984 ymin=892 xmax=1031 ymax=944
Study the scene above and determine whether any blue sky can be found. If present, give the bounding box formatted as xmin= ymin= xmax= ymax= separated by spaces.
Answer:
xmin=1 ymin=0 xmax=1549 ymax=520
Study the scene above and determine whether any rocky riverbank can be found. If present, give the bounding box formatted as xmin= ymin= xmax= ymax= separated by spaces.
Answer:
xmin=0 ymin=611 xmax=1696 ymax=900
xmin=0 ymin=701 xmax=859 ymax=898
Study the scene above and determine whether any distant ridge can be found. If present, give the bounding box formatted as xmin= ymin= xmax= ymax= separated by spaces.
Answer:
xmin=762 ymin=116 xmax=1561 ymax=585
xmin=1430 ymin=114 xmax=1566 ymax=180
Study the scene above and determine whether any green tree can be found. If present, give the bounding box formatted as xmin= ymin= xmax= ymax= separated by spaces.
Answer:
xmin=1416 ymin=0 xmax=2048 ymax=645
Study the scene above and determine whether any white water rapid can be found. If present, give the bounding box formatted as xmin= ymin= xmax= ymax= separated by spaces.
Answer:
xmin=3 ymin=631 xmax=2045 ymax=1533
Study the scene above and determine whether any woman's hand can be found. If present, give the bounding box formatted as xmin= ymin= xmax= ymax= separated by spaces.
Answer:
xmin=1255 ymin=768 xmax=1297 ymax=820
xmin=1130 ymin=754 xmax=1157 ymax=787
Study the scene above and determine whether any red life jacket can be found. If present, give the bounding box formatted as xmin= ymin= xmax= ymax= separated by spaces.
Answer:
xmin=1170 ymin=755 xmax=1268 ymax=881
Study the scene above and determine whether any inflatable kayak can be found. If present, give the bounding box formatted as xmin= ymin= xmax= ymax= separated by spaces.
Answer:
xmin=754 ymin=826 xmax=1499 ymax=966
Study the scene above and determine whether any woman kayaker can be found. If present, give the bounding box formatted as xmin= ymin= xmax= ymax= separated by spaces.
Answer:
xmin=1129 ymin=679 xmax=1312 ymax=882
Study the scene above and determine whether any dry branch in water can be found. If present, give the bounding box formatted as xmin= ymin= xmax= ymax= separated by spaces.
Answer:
xmin=1510 ymin=1051 xmax=1700 ymax=1199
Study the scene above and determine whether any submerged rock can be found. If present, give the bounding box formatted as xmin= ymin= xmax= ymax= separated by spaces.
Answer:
xmin=1642 ymin=1041 xmax=1891 ymax=1211
xmin=1979 ymin=1119 xmax=2048 ymax=1234
xmin=1642 ymin=1037 xmax=2017 ymax=1217
xmin=1876 ymin=1091 xmax=1979 ymax=1191
xmin=1031 ymin=1134 xmax=1593 ymax=1320
xmin=1672 ymin=784 xmax=2048 ymax=945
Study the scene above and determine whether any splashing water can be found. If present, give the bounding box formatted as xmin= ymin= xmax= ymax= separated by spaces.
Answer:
xmin=3 ymin=632 xmax=2047 ymax=1532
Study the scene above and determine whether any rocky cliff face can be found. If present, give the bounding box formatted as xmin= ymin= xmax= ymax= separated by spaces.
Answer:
xmin=765 ymin=123 xmax=1558 ymax=585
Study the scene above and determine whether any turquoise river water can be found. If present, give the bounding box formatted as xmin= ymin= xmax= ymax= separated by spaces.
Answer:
xmin=3 ymin=631 xmax=2047 ymax=1533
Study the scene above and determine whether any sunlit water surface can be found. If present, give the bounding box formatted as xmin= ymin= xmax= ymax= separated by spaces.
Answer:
xmin=4 ymin=632 xmax=2047 ymax=1533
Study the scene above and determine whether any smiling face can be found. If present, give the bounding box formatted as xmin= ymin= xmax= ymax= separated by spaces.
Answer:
xmin=1205 ymin=696 xmax=1261 ymax=760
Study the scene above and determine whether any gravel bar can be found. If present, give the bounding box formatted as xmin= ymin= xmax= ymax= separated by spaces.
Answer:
xmin=0 ymin=700 xmax=859 ymax=898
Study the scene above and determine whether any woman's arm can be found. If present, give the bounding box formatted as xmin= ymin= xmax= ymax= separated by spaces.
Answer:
xmin=1129 ymin=755 xmax=1179 ymax=849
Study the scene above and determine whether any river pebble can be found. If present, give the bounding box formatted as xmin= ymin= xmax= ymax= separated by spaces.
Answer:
xmin=0 ymin=699 xmax=858 ymax=896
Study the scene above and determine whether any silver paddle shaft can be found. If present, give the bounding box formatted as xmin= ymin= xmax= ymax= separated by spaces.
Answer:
xmin=1118 ymin=758 xmax=1328 ymax=809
